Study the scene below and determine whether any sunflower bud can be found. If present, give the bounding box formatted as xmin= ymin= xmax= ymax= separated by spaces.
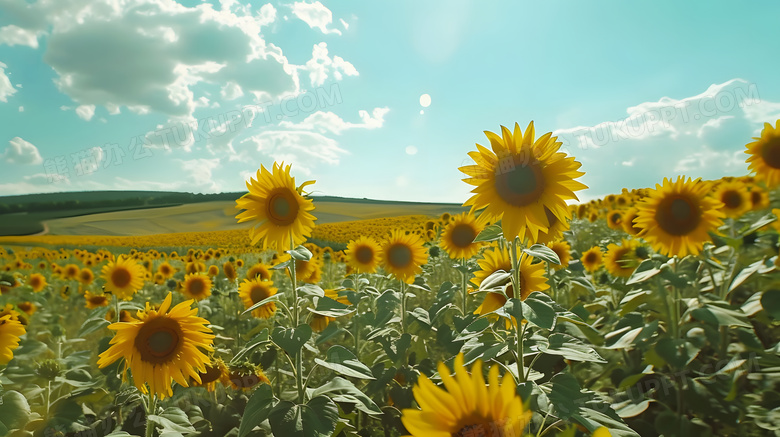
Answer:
xmin=36 ymin=359 xmax=62 ymax=380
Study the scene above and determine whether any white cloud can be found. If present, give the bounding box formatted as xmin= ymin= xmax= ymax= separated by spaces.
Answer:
xmin=72 ymin=146 xmax=104 ymax=175
xmin=18 ymin=106 xmax=23 ymax=112
xmin=177 ymin=158 xmax=222 ymax=192
xmin=221 ymin=81 xmax=244 ymax=100
xmin=552 ymin=79 xmax=778 ymax=195
xmin=0 ymin=24 xmax=40 ymax=48
xmin=75 ymin=104 xmax=96 ymax=121
xmin=0 ymin=61 xmax=17 ymax=102
xmin=303 ymin=42 xmax=358 ymax=87
xmin=240 ymin=130 xmax=348 ymax=170
xmin=278 ymin=107 xmax=389 ymax=134
xmin=256 ymin=3 xmax=277 ymax=27
xmin=291 ymin=1 xmax=341 ymax=35
xmin=3 ymin=137 xmax=43 ymax=164
xmin=339 ymin=18 xmax=348 ymax=30
xmin=405 ymin=145 xmax=417 ymax=155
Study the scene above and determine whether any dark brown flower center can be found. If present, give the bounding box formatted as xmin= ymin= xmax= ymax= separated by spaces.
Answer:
xmin=188 ymin=278 xmax=206 ymax=296
xmin=761 ymin=136 xmax=780 ymax=169
xmin=450 ymin=223 xmax=477 ymax=248
xmin=355 ymin=246 xmax=374 ymax=264
xmin=494 ymin=157 xmax=545 ymax=207
xmin=266 ymin=189 xmax=300 ymax=226
xmin=111 ymin=268 xmax=132 ymax=288
xmin=654 ymin=196 xmax=701 ymax=236
xmin=721 ymin=190 xmax=742 ymax=209
xmin=387 ymin=244 xmax=412 ymax=269
xmin=454 ymin=422 xmax=501 ymax=437
xmin=135 ymin=317 xmax=181 ymax=363
xmin=250 ymin=285 xmax=270 ymax=304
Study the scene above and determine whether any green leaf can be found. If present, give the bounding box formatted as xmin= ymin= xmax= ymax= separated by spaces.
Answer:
xmin=478 ymin=270 xmax=511 ymax=292
xmin=287 ymin=245 xmax=313 ymax=261
xmin=231 ymin=328 xmax=270 ymax=364
xmin=268 ymin=397 xmax=339 ymax=437
xmin=454 ymin=317 xmax=489 ymax=341
xmin=690 ymin=303 xmax=752 ymax=328
xmin=626 ymin=259 xmax=661 ymax=285
xmin=739 ymin=212 xmax=776 ymax=236
xmin=271 ymin=259 xmax=291 ymax=270
xmin=522 ymin=293 xmax=556 ymax=329
xmin=654 ymin=338 xmax=700 ymax=369
xmin=523 ymin=244 xmax=561 ymax=265
xmin=309 ymin=296 xmax=355 ymax=318
xmin=310 ymin=377 xmax=382 ymax=415
xmin=298 ymin=284 xmax=325 ymax=297
xmin=78 ymin=317 xmax=110 ymax=337
xmin=728 ymin=259 xmax=763 ymax=295
xmin=408 ymin=307 xmax=432 ymax=330
xmin=242 ymin=293 xmax=283 ymax=316
xmin=238 ymin=384 xmax=275 ymax=437
xmin=314 ymin=345 xmax=375 ymax=380
xmin=0 ymin=390 xmax=31 ymax=434
xmin=761 ymin=289 xmax=780 ymax=319
xmin=539 ymin=333 xmax=606 ymax=363
xmin=148 ymin=407 xmax=196 ymax=434
xmin=272 ymin=324 xmax=312 ymax=357
xmin=502 ymin=298 xmax=523 ymax=321
xmin=605 ymin=321 xmax=658 ymax=350
xmin=473 ymin=224 xmax=503 ymax=242
xmin=315 ymin=322 xmax=344 ymax=345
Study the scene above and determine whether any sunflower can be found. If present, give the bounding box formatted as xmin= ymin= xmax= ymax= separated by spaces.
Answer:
xmin=84 ymin=291 xmax=111 ymax=309
xmin=380 ymin=230 xmax=428 ymax=284
xmin=401 ymin=353 xmax=532 ymax=437
xmin=714 ymin=180 xmax=750 ymax=219
xmin=293 ymin=256 xmax=324 ymax=284
xmin=309 ymin=289 xmax=351 ymax=332
xmin=181 ymin=274 xmax=213 ymax=301
xmin=588 ymin=210 xmax=600 ymax=223
xmin=547 ymin=240 xmax=571 ymax=270
xmin=235 ymin=162 xmax=317 ymax=250
xmin=157 ymin=262 xmax=175 ymax=279
xmin=469 ymin=246 xmax=512 ymax=290
xmin=440 ymin=212 xmax=485 ymax=260
xmin=460 ymin=122 xmax=587 ymax=243
xmin=191 ymin=357 xmax=228 ymax=392
xmin=246 ymin=263 xmax=272 ymax=281
xmin=606 ymin=209 xmax=624 ymax=231
xmin=634 ymin=177 xmax=724 ymax=257
xmin=78 ymin=268 xmax=95 ymax=286
xmin=621 ymin=207 xmax=642 ymax=236
xmin=0 ymin=314 xmax=25 ymax=365
xmin=101 ymin=256 xmax=145 ymax=300
xmin=750 ymin=186 xmax=769 ymax=211
xmin=186 ymin=262 xmax=206 ymax=275
xmin=97 ymin=293 xmax=215 ymax=399
xmin=580 ymin=247 xmax=603 ymax=273
xmin=345 ymin=236 xmax=382 ymax=274
xmin=227 ymin=362 xmax=271 ymax=391
xmin=474 ymin=254 xmax=549 ymax=318
xmin=745 ymin=119 xmax=780 ymax=187
xmin=605 ymin=239 xmax=641 ymax=278
xmin=223 ymin=262 xmax=238 ymax=281
xmin=16 ymin=302 xmax=36 ymax=316
xmin=28 ymin=273 xmax=47 ymax=292
xmin=238 ymin=278 xmax=278 ymax=319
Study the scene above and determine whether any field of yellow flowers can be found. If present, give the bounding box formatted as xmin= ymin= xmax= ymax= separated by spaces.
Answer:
xmin=1 ymin=121 xmax=779 ymax=437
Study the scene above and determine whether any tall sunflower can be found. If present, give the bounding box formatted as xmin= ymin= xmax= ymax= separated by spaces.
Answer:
xmin=634 ymin=177 xmax=724 ymax=257
xmin=401 ymin=353 xmax=532 ymax=437
xmin=97 ymin=293 xmax=215 ymax=399
xmin=238 ymin=278 xmax=278 ymax=319
xmin=580 ymin=247 xmax=603 ymax=273
xmin=460 ymin=122 xmax=587 ymax=243
xmin=101 ymin=256 xmax=145 ymax=300
xmin=440 ymin=212 xmax=485 ymax=260
xmin=181 ymin=273 xmax=213 ymax=301
xmin=0 ymin=314 xmax=25 ymax=365
xmin=235 ymin=162 xmax=317 ymax=250
xmin=714 ymin=180 xmax=750 ymax=219
xmin=345 ymin=236 xmax=381 ymax=274
xmin=380 ymin=230 xmax=428 ymax=284
xmin=474 ymin=254 xmax=549 ymax=317
xmin=745 ymin=119 xmax=780 ymax=186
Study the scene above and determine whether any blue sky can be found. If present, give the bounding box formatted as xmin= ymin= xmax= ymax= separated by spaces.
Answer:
xmin=1 ymin=0 xmax=779 ymax=203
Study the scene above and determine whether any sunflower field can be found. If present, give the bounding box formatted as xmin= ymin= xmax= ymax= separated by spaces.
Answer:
xmin=1 ymin=121 xmax=780 ymax=437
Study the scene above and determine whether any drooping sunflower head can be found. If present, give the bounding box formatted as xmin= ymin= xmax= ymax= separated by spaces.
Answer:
xmin=84 ymin=291 xmax=110 ymax=309
xmin=235 ymin=162 xmax=317 ymax=250
xmin=401 ymin=353 xmax=532 ymax=437
xmin=634 ymin=176 xmax=724 ymax=258
xmin=191 ymin=357 xmax=228 ymax=392
xmin=0 ymin=314 xmax=26 ymax=365
xmin=440 ymin=212 xmax=486 ymax=260
xmin=380 ymin=230 xmax=428 ymax=284
xmin=460 ymin=122 xmax=587 ymax=243
xmin=345 ymin=236 xmax=382 ymax=274
xmin=181 ymin=273 xmax=213 ymax=301
xmin=745 ymin=119 xmax=780 ymax=187
xmin=101 ymin=256 xmax=145 ymax=300
xmin=227 ymin=361 xmax=271 ymax=391
xmin=605 ymin=239 xmax=641 ymax=278
xmin=547 ymin=240 xmax=571 ymax=270
xmin=96 ymin=293 xmax=215 ymax=399
xmin=238 ymin=278 xmax=278 ymax=319
xmin=223 ymin=261 xmax=238 ymax=281
xmin=581 ymin=247 xmax=603 ymax=273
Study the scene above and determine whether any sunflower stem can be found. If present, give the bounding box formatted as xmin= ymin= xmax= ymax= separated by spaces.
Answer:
xmin=289 ymin=235 xmax=305 ymax=405
xmin=45 ymin=380 xmax=51 ymax=418
xmin=144 ymin=393 xmax=157 ymax=437
xmin=400 ymin=280 xmax=407 ymax=334
xmin=353 ymin=274 xmax=361 ymax=357
xmin=516 ymin=322 xmax=527 ymax=383
xmin=114 ymin=294 xmax=121 ymax=323
xmin=460 ymin=257 xmax=468 ymax=316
